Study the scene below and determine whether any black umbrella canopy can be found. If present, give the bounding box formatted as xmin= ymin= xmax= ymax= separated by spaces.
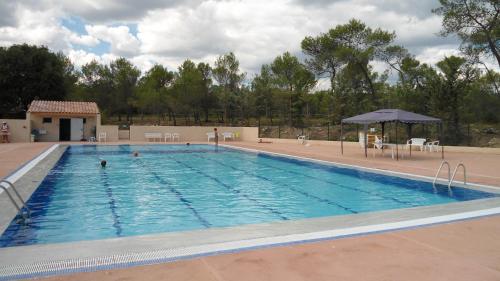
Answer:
xmin=342 ymin=109 xmax=441 ymax=124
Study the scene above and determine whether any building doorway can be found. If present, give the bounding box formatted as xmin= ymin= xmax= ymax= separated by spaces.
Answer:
xmin=70 ymin=118 xmax=84 ymax=141
xmin=59 ymin=118 xmax=71 ymax=141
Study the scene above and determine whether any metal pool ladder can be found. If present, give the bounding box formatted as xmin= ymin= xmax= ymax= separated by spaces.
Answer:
xmin=433 ymin=161 xmax=450 ymax=187
xmin=0 ymin=180 xmax=31 ymax=222
xmin=432 ymin=161 xmax=467 ymax=189
xmin=448 ymin=163 xmax=466 ymax=188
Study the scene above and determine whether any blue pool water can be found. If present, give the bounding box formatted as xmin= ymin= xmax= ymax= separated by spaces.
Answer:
xmin=0 ymin=144 xmax=497 ymax=247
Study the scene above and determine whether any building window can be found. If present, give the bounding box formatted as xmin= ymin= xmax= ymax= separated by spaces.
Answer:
xmin=42 ymin=117 xmax=52 ymax=123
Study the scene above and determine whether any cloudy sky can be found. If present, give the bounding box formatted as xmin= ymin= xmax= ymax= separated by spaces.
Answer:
xmin=0 ymin=0 xmax=472 ymax=85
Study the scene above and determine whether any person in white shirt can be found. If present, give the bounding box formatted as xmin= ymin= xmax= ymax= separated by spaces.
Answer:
xmin=1 ymin=121 xmax=9 ymax=143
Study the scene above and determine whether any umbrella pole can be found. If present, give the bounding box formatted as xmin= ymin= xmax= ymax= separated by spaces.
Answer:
xmin=396 ymin=121 xmax=399 ymax=161
xmin=341 ymin=122 xmax=343 ymax=155
xmin=381 ymin=122 xmax=385 ymax=154
xmin=440 ymin=122 xmax=444 ymax=159
xmin=364 ymin=124 xmax=368 ymax=158
xmin=409 ymin=124 xmax=412 ymax=157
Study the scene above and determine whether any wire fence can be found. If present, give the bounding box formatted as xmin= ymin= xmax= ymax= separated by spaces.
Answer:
xmin=258 ymin=122 xmax=499 ymax=147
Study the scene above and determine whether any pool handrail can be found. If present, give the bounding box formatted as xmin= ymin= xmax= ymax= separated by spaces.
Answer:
xmin=0 ymin=179 xmax=31 ymax=222
xmin=433 ymin=161 xmax=450 ymax=188
xmin=448 ymin=163 xmax=466 ymax=189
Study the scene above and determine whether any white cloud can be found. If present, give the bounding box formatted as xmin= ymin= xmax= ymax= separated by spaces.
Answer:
xmin=0 ymin=6 xmax=67 ymax=49
xmin=1 ymin=0 xmax=497 ymax=79
xmin=67 ymin=49 xmax=101 ymax=67
xmin=85 ymin=25 xmax=140 ymax=56
xmin=68 ymin=33 xmax=100 ymax=47
xmin=54 ymin=0 xmax=201 ymax=23
xmin=137 ymin=0 xmax=319 ymax=74
xmin=416 ymin=45 xmax=461 ymax=66
xmin=67 ymin=49 xmax=118 ymax=67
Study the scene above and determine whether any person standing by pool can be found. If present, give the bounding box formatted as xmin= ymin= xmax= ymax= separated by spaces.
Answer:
xmin=1 ymin=121 xmax=10 ymax=143
xmin=214 ymin=128 xmax=219 ymax=145
xmin=214 ymin=127 xmax=219 ymax=151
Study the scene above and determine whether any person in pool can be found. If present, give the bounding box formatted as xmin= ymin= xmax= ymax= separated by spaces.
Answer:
xmin=133 ymin=151 xmax=139 ymax=157
xmin=100 ymin=160 xmax=107 ymax=168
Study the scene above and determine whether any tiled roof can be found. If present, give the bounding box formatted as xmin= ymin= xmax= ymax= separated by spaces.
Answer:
xmin=28 ymin=100 xmax=99 ymax=114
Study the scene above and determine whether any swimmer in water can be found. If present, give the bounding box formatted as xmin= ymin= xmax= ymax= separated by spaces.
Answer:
xmin=186 ymin=142 xmax=190 ymax=146
xmin=133 ymin=151 xmax=139 ymax=157
xmin=100 ymin=160 xmax=107 ymax=168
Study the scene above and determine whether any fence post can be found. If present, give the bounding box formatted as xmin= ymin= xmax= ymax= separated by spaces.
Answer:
xmin=258 ymin=119 xmax=261 ymax=138
xmin=327 ymin=122 xmax=330 ymax=141
xmin=467 ymin=123 xmax=470 ymax=146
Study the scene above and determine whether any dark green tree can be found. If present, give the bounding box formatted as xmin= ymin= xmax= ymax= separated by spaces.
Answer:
xmin=252 ymin=65 xmax=276 ymax=123
xmin=78 ymin=60 xmax=114 ymax=117
xmin=135 ymin=64 xmax=174 ymax=122
xmin=0 ymin=44 xmax=72 ymax=114
xmin=301 ymin=19 xmax=395 ymax=109
xmin=433 ymin=0 xmax=500 ymax=67
xmin=270 ymin=52 xmax=316 ymax=126
xmin=301 ymin=35 xmax=342 ymax=88
xmin=213 ymin=52 xmax=245 ymax=125
xmin=197 ymin=62 xmax=215 ymax=123
xmin=109 ymin=58 xmax=141 ymax=121
xmin=173 ymin=60 xmax=205 ymax=125
xmin=434 ymin=56 xmax=479 ymax=144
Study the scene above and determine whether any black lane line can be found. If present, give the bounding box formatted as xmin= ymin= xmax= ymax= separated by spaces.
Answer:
xmin=95 ymin=152 xmax=123 ymax=236
xmin=165 ymin=156 xmax=289 ymax=221
xmin=99 ymin=171 xmax=123 ymax=236
xmin=192 ymin=154 xmax=358 ymax=214
xmin=122 ymin=146 xmax=211 ymax=228
xmin=223 ymin=152 xmax=418 ymax=207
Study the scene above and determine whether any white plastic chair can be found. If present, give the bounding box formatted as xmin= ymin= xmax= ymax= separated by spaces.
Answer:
xmin=297 ymin=135 xmax=307 ymax=145
xmin=373 ymin=136 xmax=384 ymax=149
xmin=222 ymin=132 xmax=234 ymax=141
xmin=372 ymin=136 xmax=383 ymax=157
xmin=164 ymin=133 xmax=172 ymax=142
xmin=372 ymin=136 xmax=395 ymax=159
xmin=406 ymin=138 xmax=426 ymax=151
xmin=98 ymin=132 xmax=107 ymax=142
xmin=207 ymin=132 xmax=216 ymax=142
xmin=145 ymin=132 xmax=162 ymax=142
xmin=426 ymin=140 xmax=440 ymax=152
xmin=172 ymin=133 xmax=180 ymax=142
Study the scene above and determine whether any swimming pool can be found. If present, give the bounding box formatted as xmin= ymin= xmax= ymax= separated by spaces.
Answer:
xmin=0 ymin=144 xmax=497 ymax=247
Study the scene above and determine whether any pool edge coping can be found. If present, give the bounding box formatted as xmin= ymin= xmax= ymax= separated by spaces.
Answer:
xmin=1 ymin=206 xmax=500 ymax=280
xmin=0 ymin=144 xmax=59 ymax=190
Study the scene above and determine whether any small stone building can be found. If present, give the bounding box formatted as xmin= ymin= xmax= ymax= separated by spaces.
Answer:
xmin=27 ymin=100 xmax=101 ymax=141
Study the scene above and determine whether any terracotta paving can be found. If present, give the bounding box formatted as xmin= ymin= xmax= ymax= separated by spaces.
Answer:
xmin=1 ymin=141 xmax=499 ymax=280
xmin=0 ymin=142 xmax=52 ymax=179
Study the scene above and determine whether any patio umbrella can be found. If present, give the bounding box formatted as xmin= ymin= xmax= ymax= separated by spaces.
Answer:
xmin=340 ymin=109 xmax=443 ymax=160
